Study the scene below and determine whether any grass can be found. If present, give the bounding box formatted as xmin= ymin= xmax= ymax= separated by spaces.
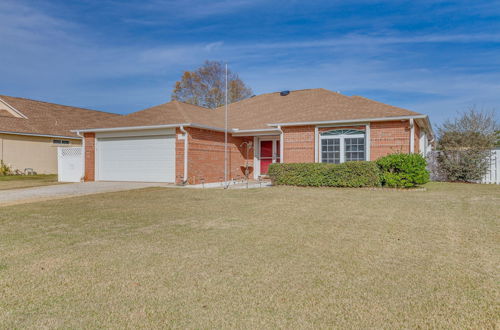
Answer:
xmin=0 ymin=182 xmax=498 ymax=328
xmin=0 ymin=174 xmax=59 ymax=190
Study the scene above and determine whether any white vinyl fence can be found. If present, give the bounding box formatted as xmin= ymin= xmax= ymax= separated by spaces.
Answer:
xmin=481 ymin=148 xmax=499 ymax=184
xmin=57 ymin=147 xmax=84 ymax=182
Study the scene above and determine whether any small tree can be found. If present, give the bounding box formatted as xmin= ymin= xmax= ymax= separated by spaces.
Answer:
xmin=171 ymin=61 xmax=253 ymax=109
xmin=437 ymin=108 xmax=498 ymax=182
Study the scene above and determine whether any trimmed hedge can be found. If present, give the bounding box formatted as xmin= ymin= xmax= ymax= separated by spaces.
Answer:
xmin=376 ymin=153 xmax=429 ymax=188
xmin=268 ymin=162 xmax=381 ymax=187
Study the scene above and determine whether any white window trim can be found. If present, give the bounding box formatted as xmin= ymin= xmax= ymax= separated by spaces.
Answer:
xmin=316 ymin=124 xmax=370 ymax=163
xmin=319 ymin=132 xmax=366 ymax=163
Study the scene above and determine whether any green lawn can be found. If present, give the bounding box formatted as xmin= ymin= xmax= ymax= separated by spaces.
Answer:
xmin=0 ymin=174 xmax=60 ymax=190
xmin=0 ymin=183 xmax=498 ymax=328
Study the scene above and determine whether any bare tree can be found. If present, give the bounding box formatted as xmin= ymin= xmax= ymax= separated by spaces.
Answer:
xmin=171 ymin=61 xmax=253 ymax=109
xmin=437 ymin=108 xmax=498 ymax=182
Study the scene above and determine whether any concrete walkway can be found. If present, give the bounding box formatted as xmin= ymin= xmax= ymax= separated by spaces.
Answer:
xmin=0 ymin=182 xmax=170 ymax=206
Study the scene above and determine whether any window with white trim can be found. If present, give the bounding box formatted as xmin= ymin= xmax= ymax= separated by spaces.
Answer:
xmin=320 ymin=129 xmax=366 ymax=163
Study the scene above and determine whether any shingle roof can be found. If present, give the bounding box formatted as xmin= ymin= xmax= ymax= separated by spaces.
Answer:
xmin=215 ymin=88 xmax=422 ymax=130
xmin=78 ymin=88 xmax=424 ymax=132
xmin=85 ymin=100 xmax=224 ymax=129
xmin=0 ymin=95 xmax=121 ymax=138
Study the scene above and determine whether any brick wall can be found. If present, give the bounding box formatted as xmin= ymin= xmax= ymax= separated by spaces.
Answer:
xmin=282 ymin=125 xmax=315 ymax=163
xmin=83 ymin=120 xmax=417 ymax=184
xmin=370 ymin=121 xmax=411 ymax=160
xmin=83 ymin=132 xmax=95 ymax=181
xmin=281 ymin=121 xmax=413 ymax=163
xmin=180 ymin=127 xmax=253 ymax=184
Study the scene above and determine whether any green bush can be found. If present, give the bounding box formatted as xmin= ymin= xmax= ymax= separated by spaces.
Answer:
xmin=376 ymin=153 xmax=429 ymax=188
xmin=268 ymin=162 xmax=381 ymax=187
xmin=0 ymin=160 xmax=12 ymax=176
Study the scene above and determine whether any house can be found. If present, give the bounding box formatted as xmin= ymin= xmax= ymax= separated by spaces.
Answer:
xmin=74 ymin=88 xmax=434 ymax=184
xmin=0 ymin=95 xmax=120 ymax=174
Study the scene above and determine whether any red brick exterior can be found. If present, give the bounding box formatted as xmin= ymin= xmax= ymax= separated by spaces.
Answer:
xmin=176 ymin=127 xmax=254 ymax=184
xmin=83 ymin=133 xmax=95 ymax=181
xmin=282 ymin=125 xmax=315 ymax=163
xmin=82 ymin=120 xmax=421 ymax=184
xmin=370 ymin=121 xmax=411 ymax=160
xmin=281 ymin=121 xmax=415 ymax=163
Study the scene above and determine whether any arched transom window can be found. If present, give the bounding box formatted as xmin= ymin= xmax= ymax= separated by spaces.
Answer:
xmin=320 ymin=129 xmax=366 ymax=164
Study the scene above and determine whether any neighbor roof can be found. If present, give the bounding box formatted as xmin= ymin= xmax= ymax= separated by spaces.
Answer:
xmin=0 ymin=95 xmax=121 ymax=138
xmin=77 ymin=88 xmax=425 ymax=132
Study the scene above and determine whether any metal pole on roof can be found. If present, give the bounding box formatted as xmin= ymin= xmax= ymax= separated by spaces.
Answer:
xmin=224 ymin=63 xmax=228 ymax=188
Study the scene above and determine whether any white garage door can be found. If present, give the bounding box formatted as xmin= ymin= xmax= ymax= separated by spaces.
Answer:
xmin=97 ymin=135 xmax=175 ymax=182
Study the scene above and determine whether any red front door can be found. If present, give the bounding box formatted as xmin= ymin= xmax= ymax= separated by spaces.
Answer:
xmin=260 ymin=140 xmax=280 ymax=175
xmin=260 ymin=141 xmax=273 ymax=174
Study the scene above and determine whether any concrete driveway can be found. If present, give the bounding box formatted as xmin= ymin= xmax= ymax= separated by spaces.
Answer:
xmin=0 ymin=182 xmax=170 ymax=206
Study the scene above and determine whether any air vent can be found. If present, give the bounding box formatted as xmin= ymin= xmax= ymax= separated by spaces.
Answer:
xmin=280 ymin=90 xmax=290 ymax=96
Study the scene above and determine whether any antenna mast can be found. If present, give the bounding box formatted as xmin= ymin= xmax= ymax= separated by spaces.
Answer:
xmin=224 ymin=63 xmax=228 ymax=188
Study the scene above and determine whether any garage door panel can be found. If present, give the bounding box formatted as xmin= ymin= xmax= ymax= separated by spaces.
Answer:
xmin=97 ymin=135 xmax=175 ymax=182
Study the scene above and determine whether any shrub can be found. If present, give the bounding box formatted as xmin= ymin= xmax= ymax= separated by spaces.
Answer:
xmin=437 ymin=108 xmax=497 ymax=182
xmin=376 ymin=153 xmax=429 ymax=188
xmin=268 ymin=162 xmax=381 ymax=187
xmin=0 ymin=160 xmax=12 ymax=176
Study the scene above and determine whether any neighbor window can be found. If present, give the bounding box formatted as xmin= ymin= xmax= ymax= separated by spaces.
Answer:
xmin=320 ymin=129 xmax=365 ymax=163
xmin=53 ymin=139 xmax=70 ymax=145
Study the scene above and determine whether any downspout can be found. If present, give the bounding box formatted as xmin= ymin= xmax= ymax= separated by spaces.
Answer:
xmin=409 ymin=118 xmax=415 ymax=153
xmin=76 ymin=131 xmax=85 ymax=181
xmin=314 ymin=126 xmax=319 ymax=162
xmin=179 ymin=125 xmax=189 ymax=184
xmin=277 ymin=125 xmax=284 ymax=163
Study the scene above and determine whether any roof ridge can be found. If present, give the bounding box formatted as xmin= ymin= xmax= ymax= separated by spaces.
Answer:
xmin=213 ymin=90 xmax=290 ymax=110
xmin=0 ymin=94 xmax=119 ymax=116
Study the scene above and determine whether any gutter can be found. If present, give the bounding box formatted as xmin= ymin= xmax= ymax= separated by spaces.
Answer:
xmin=267 ymin=115 xmax=428 ymax=127
xmin=72 ymin=123 xmax=229 ymax=134
xmin=72 ymin=124 xmax=187 ymax=133
xmin=232 ymin=128 xmax=281 ymax=136
xmin=0 ymin=130 xmax=80 ymax=140
xmin=179 ymin=125 xmax=189 ymax=184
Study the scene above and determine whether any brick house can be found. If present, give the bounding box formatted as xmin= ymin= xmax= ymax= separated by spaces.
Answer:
xmin=74 ymin=89 xmax=434 ymax=184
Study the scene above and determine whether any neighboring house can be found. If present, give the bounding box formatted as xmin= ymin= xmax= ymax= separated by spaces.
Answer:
xmin=75 ymin=88 xmax=434 ymax=184
xmin=0 ymin=95 xmax=120 ymax=174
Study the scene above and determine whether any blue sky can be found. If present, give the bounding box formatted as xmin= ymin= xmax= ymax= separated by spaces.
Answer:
xmin=1 ymin=0 xmax=499 ymax=126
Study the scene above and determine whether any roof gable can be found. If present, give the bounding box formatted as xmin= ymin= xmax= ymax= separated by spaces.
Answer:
xmin=0 ymin=97 xmax=27 ymax=118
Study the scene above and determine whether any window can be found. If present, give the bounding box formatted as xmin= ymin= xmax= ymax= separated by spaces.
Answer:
xmin=53 ymin=139 xmax=70 ymax=145
xmin=320 ymin=129 xmax=366 ymax=163
xmin=345 ymin=138 xmax=365 ymax=161
xmin=321 ymin=138 xmax=340 ymax=164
